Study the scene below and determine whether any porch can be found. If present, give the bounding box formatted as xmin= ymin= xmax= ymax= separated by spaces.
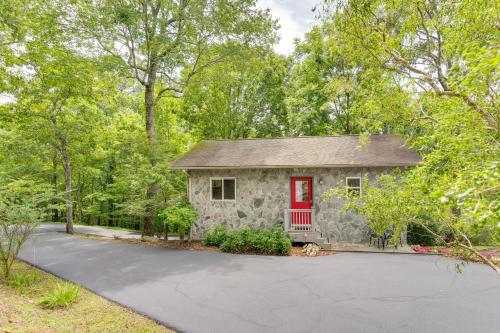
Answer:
xmin=283 ymin=208 xmax=327 ymax=244
xmin=283 ymin=208 xmax=314 ymax=232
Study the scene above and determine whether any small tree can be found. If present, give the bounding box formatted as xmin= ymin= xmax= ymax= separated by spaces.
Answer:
xmin=324 ymin=173 xmax=408 ymax=246
xmin=159 ymin=203 xmax=197 ymax=241
xmin=0 ymin=180 xmax=49 ymax=278
xmin=325 ymin=167 xmax=500 ymax=276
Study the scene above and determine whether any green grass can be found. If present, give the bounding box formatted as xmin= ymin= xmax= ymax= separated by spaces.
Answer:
xmin=0 ymin=261 xmax=174 ymax=332
xmin=8 ymin=271 xmax=38 ymax=293
xmin=39 ymin=283 xmax=79 ymax=309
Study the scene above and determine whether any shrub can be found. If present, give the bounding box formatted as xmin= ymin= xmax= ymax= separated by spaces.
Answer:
xmin=40 ymin=283 xmax=79 ymax=309
xmin=202 ymin=224 xmax=228 ymax=246
xmin=219 ymin=227 xmax=251 ymax=253
xmin=216 ymin=225 xmax=291 ymax=255
xmin=152 ymin=215 xmax=166 ymax=237
xmin=0 ymin=180 xmax=51 ymax=278
xmin=407 ymin=222 xmax=439 ymax=246
xmin=8 ymin=271 xmax=38 ymax=293
xmin=159 ymin=203 xmax=198 ymax=240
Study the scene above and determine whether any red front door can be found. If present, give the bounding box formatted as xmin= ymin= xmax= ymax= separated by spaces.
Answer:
xmin=290 ymin=177 xmax=313 ymax=225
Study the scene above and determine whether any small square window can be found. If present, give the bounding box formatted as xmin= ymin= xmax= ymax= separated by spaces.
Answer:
xmin=211 ymin=178 xmax=236 ymax=201
xmin=346 ymin=177 xmax=361 ymax=196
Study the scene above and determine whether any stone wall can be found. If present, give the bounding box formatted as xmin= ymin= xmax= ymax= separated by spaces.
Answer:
xmin=187 ymin=167 xmax=393 ymax=244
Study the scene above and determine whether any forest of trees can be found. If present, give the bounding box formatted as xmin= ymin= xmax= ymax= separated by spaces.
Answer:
xmin=0 ymin=1 xmax=498 ymax=268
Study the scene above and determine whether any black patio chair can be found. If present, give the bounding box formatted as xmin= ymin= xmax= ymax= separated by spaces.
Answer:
xmin=382 ymin=228 xmax=405 ymax=249
xmin=381 ymin=229 xmax=394 ymax=249
xmin=368 ymin=229 xmax=383 ymax=248
xmin=369 ymin=228 xmax=403 ymax=249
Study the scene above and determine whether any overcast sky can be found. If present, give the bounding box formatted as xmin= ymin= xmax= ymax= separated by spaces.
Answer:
xmin=257 ymin=0 xmax=320 ymax=55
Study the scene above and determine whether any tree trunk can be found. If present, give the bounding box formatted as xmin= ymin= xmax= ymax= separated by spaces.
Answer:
xmin=75 ymin=173 xmax=82 ymax=224
xmin=164 ymin=222 xmax=169 ymax=241
xmin=143 ymin=67 xmax=160 ymax=236
xmin=59 ymin=137 xmax=73 ymax=234
xmin=51 ymin=155 xmax=59 ymax=222
xmin=106 ymin=158 xmax=115 ymax=227
xmin=77 ymin=173 xmax=84 ymax=223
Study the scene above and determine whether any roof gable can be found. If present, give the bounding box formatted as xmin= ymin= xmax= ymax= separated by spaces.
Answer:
xmin=171 ymin=135 xmax=421 ymax=169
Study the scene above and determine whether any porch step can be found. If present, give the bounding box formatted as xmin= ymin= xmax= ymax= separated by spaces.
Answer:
xmin=288 ymin=232 xmax=330 ymax=246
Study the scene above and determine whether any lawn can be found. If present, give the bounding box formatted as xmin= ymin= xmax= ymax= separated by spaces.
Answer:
xmin=0 ymin=261 xmax=174 ymax=333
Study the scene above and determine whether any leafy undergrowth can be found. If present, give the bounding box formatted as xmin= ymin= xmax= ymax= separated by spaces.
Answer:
xmin=0 ymin=261 xmax=174 ymax=333
xmin=412 ymin=245 xmax=500 ymax=264
xmin=39 ymin=283 xmax=79 ymax=309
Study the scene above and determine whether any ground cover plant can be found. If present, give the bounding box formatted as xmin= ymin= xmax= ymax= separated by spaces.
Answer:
xmin=39 ymin=283 xmax=80 ymax=309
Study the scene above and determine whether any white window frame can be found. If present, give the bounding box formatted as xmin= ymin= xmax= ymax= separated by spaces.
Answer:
xmin=210 ymin=177 xmax=236 ymax=201
xmin=346 ymin=177 xmax=362 ymax=196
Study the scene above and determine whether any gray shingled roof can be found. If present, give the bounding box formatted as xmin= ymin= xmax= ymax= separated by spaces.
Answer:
xmin=171 ymin=135 xmax=421 ymax=169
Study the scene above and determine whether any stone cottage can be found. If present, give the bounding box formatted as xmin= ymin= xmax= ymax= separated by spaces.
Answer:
xmin=171 ymin=135 xmax=420 ymax=246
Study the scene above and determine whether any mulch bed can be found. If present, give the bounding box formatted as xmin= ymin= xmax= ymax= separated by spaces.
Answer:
xmin=74 ymin=233 xmax=334 ymax=257
xmin=75 ymin=233 xmax=222 ymax=253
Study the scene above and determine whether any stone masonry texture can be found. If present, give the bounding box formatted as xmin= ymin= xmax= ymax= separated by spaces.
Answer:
xmin=188 ymin=167 xmax=394 ymax=244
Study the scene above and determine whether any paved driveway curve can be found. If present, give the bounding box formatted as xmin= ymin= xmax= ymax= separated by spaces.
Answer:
xmin=19 ymin=224 xmax=500 ymax=333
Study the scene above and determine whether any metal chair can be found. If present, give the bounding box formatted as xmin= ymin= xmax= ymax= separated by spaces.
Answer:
xmin=368 ymin=229 xmax=383 ymax=248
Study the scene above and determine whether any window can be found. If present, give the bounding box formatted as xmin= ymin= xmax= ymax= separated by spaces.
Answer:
xmin=295 ymin=180 xmax=309 ymax=202
xmin=211 ymin=179 xmax=223 ymax=200
xmin=211 ymin=178 xmax=236 ymax=201
xmin=223 ymin=178 xmax=235 ymax=200
xmin=346 ymin=177 xmax=361 ymax=196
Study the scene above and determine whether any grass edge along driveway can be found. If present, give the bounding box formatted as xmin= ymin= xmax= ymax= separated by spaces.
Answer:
xmin=0 ymin=260 xmax=175 ymax=333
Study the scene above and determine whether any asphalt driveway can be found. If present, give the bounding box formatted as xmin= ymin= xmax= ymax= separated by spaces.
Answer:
xmin=19 ymin=224 xmax=500 ymax=333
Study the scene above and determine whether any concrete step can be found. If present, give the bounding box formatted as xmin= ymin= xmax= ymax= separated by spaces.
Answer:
xmin=288 ymin=232 xmax=318 ymax=243
xmin=288 ymin=232 xmax=329 ymax=246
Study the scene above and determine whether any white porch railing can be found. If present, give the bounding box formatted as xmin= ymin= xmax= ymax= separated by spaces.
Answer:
xmin=284 ymin=209 xmax=314 ymax=232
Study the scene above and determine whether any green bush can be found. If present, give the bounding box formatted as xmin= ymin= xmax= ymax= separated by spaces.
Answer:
xmin=407 ymin=222 xmax=439 ymax=246
xmin=152 ymin=215 xmax=167 ymax=237
xmin=220 ymin=227 xmax=251 ymax=253
xmin=202 ymin=224 xmax=228 ymax=246
xmin=159 ymin=203 xmax=198 ymax=240
xmin=205 ymin=225 xmax=291 ymax=255
xmin=8 ymin=271 xmax=38 ymax=293
xmin=39 ymin=283 xmax=80 ymax=309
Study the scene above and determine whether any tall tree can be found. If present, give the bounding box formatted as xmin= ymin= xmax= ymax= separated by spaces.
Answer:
xmin=74 ymin=0 xmax=276 ymax=235
xmin=182 ymin=51 xmax=288 ymax=139
xmin=287 ymin=23 xmax=410 ymax=136
xmin=7 ymin=49 xmax=103 ymax=233
xmin=327 ymin=0 xmax=499 ymax=133
xmin=1 ymin=1 xmax=99 ymax=233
